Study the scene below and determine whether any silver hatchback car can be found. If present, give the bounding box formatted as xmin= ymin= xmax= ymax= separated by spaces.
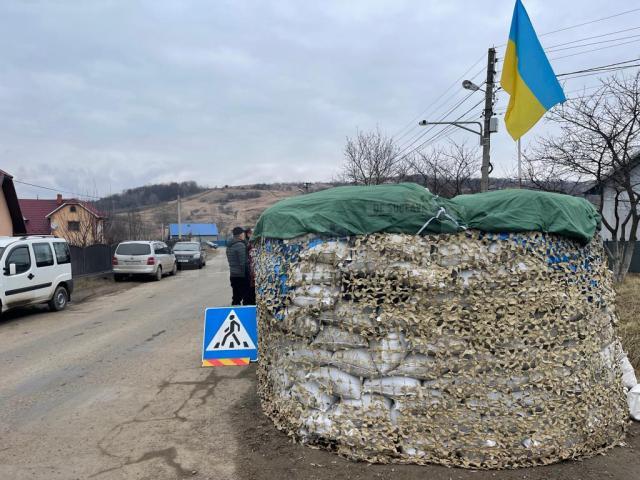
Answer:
xmin=112 ymin=241 xmax=177 ymax=281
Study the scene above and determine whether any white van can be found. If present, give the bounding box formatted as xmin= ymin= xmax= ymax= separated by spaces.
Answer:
xmin=0 ymin=236 xmax=73 ymax=313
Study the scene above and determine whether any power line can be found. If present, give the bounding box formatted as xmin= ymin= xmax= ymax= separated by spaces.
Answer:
xmin=398 ymin=98 xmax=485 ymax=159
xmin=546 ymin=33 xmax=640 ymax=53
xmin=538 ymin=8 xmax=640 ymax=38
xmin=392 ymin=52 xmax=486 ymax=142
xmin=550 ymin=38 xmax=640 ymax=60
xmin=556 ymin=58 xmax=640 ymax=77
xmin=396 ymin=89 xmax=481 ymax=155
xmin=13 ymin=179 xmax=101 ymax=200
xmin=544 ymin=25 xmax=640 ymax=50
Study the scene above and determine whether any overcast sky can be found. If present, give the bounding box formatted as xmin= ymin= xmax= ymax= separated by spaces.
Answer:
xmin=1 ymin=0 xmax=639 ymax=199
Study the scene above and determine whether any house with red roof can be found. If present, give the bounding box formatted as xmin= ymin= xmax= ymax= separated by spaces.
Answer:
xmin=19 ymin=194 xmax=107 ymax=246
xmin=0 ymin=170 xmax=26 ymax=236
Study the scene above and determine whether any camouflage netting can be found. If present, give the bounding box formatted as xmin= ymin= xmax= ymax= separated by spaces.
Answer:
xmin=254 ymin=231 xmax=630 ymax=469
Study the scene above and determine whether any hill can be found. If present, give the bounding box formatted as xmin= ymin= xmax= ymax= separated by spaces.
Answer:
xmin=108 ymin=182 xmax=336 ymax=241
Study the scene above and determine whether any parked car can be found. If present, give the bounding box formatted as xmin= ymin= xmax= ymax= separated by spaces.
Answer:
xmin=205 ymin=241 xmax=218 ymax=249
xmin=0 ymin=235 xmax=73 ymax=313
xmin=173 ymin=241 xmax=207 ymax=269
xmin=112 ymin=241 xmax=177 ymax=281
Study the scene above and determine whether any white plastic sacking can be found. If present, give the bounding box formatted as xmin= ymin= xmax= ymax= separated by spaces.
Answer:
xmin=363 ymin=376 xmax=422 ymax=398
xmin=318 ymin=303 xmax=377 ymax=332
xmin=330 ymin=349 xmax=378 ymax=377
xmin=303 ymin=410 xmax=334 ymax=436
xmin=334 ymin=394 xmax=393 ymax=425
xmin=292 ymin=285 xmax=340 ymax=309
xmin=308 ymin=366 xmax=362 ymax=399
xmin=312 ymin=326 xmax=368 ymax=351
xmin=280 ymin=307 xmax=320 ymax=337
xmin=370 ymin=330 xmax=408 ymax=374
xmin=629 ymin=385 xmax=640 ymax=421
xmin=292 ymin=263 xmax=336 ymax=285
xmin=285 ymin=344 xmax=334 ymax=367
xmin=620 ymin=354 xmax=638 ymax=389
xmin=299 ymin=240 xmax=351 ymax=264
xmin=291 ymin=381 xmax=337 ymax=412
xmin=391 ymin=354 xmax=442 ymax=380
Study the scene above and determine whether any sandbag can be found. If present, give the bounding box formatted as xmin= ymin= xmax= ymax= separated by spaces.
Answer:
xmin=312 ymin=326 xmax=368 ymax=351
xmin=363 ymin=376 xmax=422 ymax=398
xmin=291 ymin=381 xmax=336 ymax=412
xmin=308 ymin=367 xmax=362 ymax=399
xmin=330 ymin=348 xmax=378 ymax=378
xmin=370 ymin=331 xmax=408 ymax=374
xmin=629 ymin=385 xmax=640 ymax=421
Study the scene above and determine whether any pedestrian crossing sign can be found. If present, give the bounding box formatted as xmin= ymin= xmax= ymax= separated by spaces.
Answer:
xmin=202 ymin=306 xmax=258 ymax=366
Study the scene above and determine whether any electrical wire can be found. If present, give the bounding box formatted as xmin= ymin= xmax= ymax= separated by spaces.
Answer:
xmin=546 ymin=33 xmax=640 ymax=53
xmin=543 ymin=25 xmax=640 ymax=50
xmin=538 ymin=8 xmax=640 ymax=38
xmin=392 ymin=52 xmax=486 ymax=142
xmin=397 ymin=98 xmax=485 ymax=159
xmin=396 ymin=89 xmax=481 ymax=155
xmin=395 ymin=64 xmax=487 ymax=151
xmin=13 ymin=179 xmax=101 ymax=200
xmin=550 ymin=38 xmax=640 ymax=60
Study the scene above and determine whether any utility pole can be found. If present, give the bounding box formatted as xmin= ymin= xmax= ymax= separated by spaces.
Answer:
xmin=177 ymin=195 xmax=182 ymax=240
xmin=480 ymin=47 xmax=497 ymax=193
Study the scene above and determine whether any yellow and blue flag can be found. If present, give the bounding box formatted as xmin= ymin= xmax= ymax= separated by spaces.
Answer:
xmin=501 ymin=0 xmax=565 ymax=140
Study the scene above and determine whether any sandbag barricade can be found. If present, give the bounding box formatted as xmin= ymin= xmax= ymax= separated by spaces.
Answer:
xmin=254 ymin=231 xmax=630 ymax=469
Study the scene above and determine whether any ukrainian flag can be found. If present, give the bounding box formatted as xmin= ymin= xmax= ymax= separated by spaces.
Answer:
xmin=501 ymin=0 xmax=566 ymax=140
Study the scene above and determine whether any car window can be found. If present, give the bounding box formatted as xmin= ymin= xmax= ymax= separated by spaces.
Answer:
xmin=116 ymin=243 xmax=151 ymax=255
xmin=173 ymin=243 xmax=199 ymax=251
xmin=5 ymin=245 xmax=31 ymax=275
xmin=33 ymin=243 xmax=55 ymax=268
xmin=154 ymin=244 xmax=165 ymax=254
xmin=53 ymin=242 xmax=71 ymax=264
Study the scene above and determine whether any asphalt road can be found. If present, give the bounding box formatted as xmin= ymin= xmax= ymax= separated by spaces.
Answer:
xmin=0 ymin=251 xmax=638 ymax=480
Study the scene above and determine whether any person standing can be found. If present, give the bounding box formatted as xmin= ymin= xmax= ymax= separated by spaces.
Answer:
xmin=244 ymin=227 xmax=256 ymax=305
xmin=226 ymin=227 xmax=249 ymax=305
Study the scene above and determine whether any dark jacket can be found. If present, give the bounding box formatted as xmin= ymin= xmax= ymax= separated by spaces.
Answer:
xmin=226 ymin=238 xmax=247 ymax=277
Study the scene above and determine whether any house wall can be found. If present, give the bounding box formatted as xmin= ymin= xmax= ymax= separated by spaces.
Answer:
xmin=51 ymin=205 xmax=104 ymax=246
xmin=599 ymin=166 xmax=640 ymax=241
xmin=0 ymin=189 xmax=14 ymax=236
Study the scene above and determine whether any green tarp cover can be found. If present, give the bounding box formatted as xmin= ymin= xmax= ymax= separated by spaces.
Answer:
xmin=453 ymin=189 xmax=601 ymax=243
xmin=253 ymin=183 xmax=600 ymax=242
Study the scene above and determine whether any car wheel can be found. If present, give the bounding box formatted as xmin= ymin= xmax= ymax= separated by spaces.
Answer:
xmin=198 ymin=260 xmax=203 ymax=269
xmin=48 ymin=285 xmax=69 ymax=312
xmin=170 ymin=262 xmax=178 ymax=276
xmin=154 ymin=266 xmax=163 ymax=281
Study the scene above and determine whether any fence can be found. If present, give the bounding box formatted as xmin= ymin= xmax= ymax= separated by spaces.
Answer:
xmin=70 ymin=244 xmax=114 ymax=277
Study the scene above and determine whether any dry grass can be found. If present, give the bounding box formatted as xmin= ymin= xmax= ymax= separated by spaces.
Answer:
xmin=616 ymin=273 xmax=640 ymax=371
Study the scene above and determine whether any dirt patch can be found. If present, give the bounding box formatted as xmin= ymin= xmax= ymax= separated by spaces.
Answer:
xmin=72 ymin=274 xmax=138 ymax=304
xmin=229 ymin=366 xmax=639 ymax=480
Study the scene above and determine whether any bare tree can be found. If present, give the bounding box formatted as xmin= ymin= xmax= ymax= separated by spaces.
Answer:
xmin=528 ymin=71 xmax=640 ymax=282
xmin=408 ymin=141 xmax=480 ymax=198
xmin=341 ymin=129 xmax=406 ymax=185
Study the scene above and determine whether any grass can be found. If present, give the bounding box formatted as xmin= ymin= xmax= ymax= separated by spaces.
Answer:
xmin=616 ymin=273 xmax=640 ymax=371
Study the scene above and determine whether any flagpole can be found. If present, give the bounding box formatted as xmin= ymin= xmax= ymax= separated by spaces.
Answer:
xmin=517 ymin=138 xmax=522 ymax=188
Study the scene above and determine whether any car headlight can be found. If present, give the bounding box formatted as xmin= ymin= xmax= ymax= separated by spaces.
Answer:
xmin=193 ymin=253 xmax=201 ymax=258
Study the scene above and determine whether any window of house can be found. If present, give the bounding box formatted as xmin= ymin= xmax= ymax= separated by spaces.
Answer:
xmin=69 ymin=205 xmax=77 ymax=212
xmin=33 ymin=243 xmax=54 ymax=267
xmin=5 ymin=245 xmax=31 ymax=275
xmin=53 ymin=242 xmax=71 ymax=264
xmin=68 ymin=221 xmax=80 ymax=232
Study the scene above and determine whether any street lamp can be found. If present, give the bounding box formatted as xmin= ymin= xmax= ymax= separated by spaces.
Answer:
xmin=462 ymin=80 xmax=484 ymax=92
